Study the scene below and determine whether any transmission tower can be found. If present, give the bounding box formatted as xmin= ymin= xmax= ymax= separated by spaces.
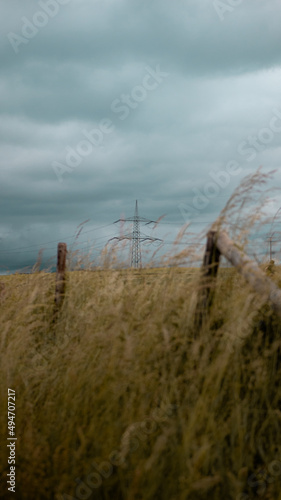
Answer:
xmin=131 ymin=200 xmax=141 ymax=268
xmin=266 ymin=207 xmax=281 ymax=261
xmin=266 ymin=232 xmax=281 ymax=260
xmin=109 ymin=200 xmax=162 ymax=268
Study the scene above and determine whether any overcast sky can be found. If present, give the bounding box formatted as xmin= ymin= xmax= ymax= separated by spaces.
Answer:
xmin=1 ymin=0 xmax=281 ymax=271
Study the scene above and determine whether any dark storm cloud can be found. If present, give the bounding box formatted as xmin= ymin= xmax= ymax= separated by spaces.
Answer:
xmin=1 ymin=0 xmax=281 ymax=270
xmin=2 ymin=0 xmax=281 ymax=74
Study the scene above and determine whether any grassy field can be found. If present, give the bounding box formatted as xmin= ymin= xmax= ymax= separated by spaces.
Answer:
xmin=1 ymin=262 xmax=281 ymax=500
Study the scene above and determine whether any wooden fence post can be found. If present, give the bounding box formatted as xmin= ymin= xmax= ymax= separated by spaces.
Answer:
xmin=55 ymin=242 xmax=67 ymax=308
xmin=195 ymin=231 xmax=221 ymax=329
xmin=202 ymin=231 xmax=221 ymax=283
xmin=215 ymin=231 xmax=281 ymax=319
xmin=195 ymin=228 xmax=281 ymax=331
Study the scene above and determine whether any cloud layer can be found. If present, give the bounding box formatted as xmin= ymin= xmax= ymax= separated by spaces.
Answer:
xmin=1 ymin=0 xmax=281 ymax=270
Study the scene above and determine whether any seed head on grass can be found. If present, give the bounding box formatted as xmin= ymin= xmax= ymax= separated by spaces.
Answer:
xmin=1 ymin=169 xmax=281 ymax=499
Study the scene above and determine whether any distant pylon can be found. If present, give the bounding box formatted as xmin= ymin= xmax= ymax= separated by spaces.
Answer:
xmin=109 ymin=200 xmax=162 ymax=269
xmin=131 ymin=200 xmax=141 ymax=268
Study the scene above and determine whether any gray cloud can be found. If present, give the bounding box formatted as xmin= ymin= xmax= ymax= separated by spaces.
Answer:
xmin=1 ymin=0 xmax=281 ymax=271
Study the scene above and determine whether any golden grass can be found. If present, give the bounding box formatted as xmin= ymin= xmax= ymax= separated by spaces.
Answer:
xmin=1 ymin=170 xmax=281 ymax=499
xmin=1 ymin=263 xmax=281 ymax=500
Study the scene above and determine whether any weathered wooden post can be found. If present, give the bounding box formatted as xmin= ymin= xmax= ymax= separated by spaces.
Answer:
xmin=195 ymin=231 xmax=221 ymax=329
xmin=55 ymin=242 xmax=67 ymax=307
xmin=195 ymin=228 xmax=281 ymax=332
xmin=216 ymin=231 xmax=281 ymax=319
xmin=202 ymin=231 xmax=221 ymax=284
xmin=0 ymin=281 xmax=5 ymax=304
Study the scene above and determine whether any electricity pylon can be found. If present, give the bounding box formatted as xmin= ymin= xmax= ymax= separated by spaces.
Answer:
xmin=266 ymin=232 xmax=281 ymax=260
xmin=131 ymin=200 xmax=142 ymax=268
xmin=109 ymin=200 xmax=162 ymax=268
xmin=266 ymin=207 xmax=281 ymax=260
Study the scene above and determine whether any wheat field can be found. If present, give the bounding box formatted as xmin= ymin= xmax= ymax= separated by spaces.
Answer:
xmin=1 ymin=172 xmax=281 ymax=500
xmin=1 ymin=261 xmax=281 ymax=500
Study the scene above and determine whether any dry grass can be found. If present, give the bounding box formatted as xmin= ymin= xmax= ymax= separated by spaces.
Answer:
xmin=1 ymin=264 xmax=281 ymax=500
xmin=1 ymin=170 xmax=281 ymax=500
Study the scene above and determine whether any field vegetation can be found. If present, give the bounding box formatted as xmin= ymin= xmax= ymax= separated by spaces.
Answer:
xmin=1 ymin=171 xmax=281 ymax=499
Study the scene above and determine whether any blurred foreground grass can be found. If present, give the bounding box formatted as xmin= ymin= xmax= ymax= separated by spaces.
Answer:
xmin=1 ymin=264 xmax=281 ymax=500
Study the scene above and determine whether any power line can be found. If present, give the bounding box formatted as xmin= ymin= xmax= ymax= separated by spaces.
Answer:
xmin=1 ymin=209 xmax=280 ymax=261
xmin=0 ymin=223 xmax=113 ymax=254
